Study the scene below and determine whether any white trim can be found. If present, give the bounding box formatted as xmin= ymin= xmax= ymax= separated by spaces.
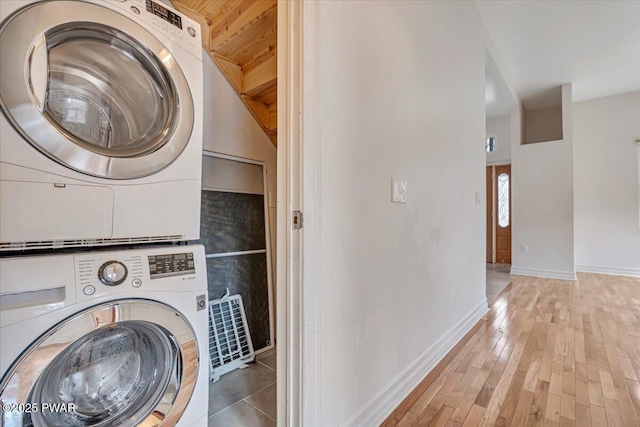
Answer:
xmin=201 ymin=186 xmax=263 ymax=195
xmin=300 ymin=0 xmax=321 ymax=425
xmin=206 ymin=249 xmax=267 ymax=259
xmin=341 ymin=300 xmax=489 ymax=427
xmin=277 ymin=0 xmax=303 ymax=425
xmin=575 ymin=265 xmax=640 ymax=278
xmin=203 ymin=149 xmax=266 ymax=166
xmin=262 ymin=160 xmax=276 ymax=357
xmin=486 ymin=160 xmax=511 ymax=166
xmin=509 ymin=266 xmax=577 ymax=281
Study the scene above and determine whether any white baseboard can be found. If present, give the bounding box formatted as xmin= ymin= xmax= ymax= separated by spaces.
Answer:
xmin=575 ymin=264 xmax=640 ymax=278
xmin=340 ymin=299 xmax=489 ymax=427
xmin=509 ymin=266 xmax=576 ymax=281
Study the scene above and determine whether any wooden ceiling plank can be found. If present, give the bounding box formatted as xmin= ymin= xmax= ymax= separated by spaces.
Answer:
xmin=214 ymin=7 xmax=276 ymax=66
xmin=243 ymin=46 xmax=275 ymax=74
xmin=242 ymin=96 xmax=269 ymax=129
xmin=212 ymin=54 xmax=243 ymax=93
xmin=210 ymin=0 xmax=277 ymax=52
xmin=242 ymin=54 xmax=276 ymax=98
xmin=254 ymin=83 xmax=277 ymax=105
xmin=174 ymin=0 xmax=232 ymax=25
xmin=268 ymin=103 xmax=277 ymax=131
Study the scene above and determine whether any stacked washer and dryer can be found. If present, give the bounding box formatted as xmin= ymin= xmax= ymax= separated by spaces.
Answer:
xmin=0 ymin=1 xmax=208 ymax=426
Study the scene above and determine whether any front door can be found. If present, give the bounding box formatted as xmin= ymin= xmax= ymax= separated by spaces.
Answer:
xmin=494 ymin=165 xmax=511 ymax=264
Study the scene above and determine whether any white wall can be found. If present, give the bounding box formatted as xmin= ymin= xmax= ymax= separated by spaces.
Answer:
xmin=201 ymin=52 xmax=278 ymax=284
xmin=306 ymin=2 xmax=489 ymax=425
xmin=573 ymin=91 xmax=640 ymax=276
xmin=511 ymin=84 xmax=575 ymax=279
xmin=486 ymin=114 xmax=511 ymax=164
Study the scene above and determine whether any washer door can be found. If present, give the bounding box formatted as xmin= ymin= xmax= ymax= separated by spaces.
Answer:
xmin=0 ymin=300 xmax=199 ymax=427
xmin=0 ymin=1 xmax=194 ymax=179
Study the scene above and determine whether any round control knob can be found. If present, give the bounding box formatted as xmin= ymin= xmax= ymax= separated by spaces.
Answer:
xmin=98 ymin=261 xmax=128 ymax=286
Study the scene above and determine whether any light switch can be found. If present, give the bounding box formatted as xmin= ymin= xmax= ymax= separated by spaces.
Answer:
xmin=392 ymin=179 xmax=408 ymax=203
xmin=476 ymin=192 xmax=481 ymax=205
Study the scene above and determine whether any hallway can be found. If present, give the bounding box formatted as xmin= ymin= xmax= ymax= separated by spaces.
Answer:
xmin=383 ymin=273 xmax=640 ymax=426
xmin=486 ymin=264 xmax=513 ymax=304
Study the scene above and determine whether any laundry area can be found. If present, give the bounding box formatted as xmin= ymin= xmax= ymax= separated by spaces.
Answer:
xmin=0 ymin=1 xmax=278 ymax=426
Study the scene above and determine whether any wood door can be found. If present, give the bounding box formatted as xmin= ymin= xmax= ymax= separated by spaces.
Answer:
xmin=495 ymin=165 xmax=511 ymax=264
xmin=486 ymin=166 xmax=493 ymax=263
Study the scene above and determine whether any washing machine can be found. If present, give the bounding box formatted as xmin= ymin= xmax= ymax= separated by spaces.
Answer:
xmin=0 ymin=0 xmax=204 ymax=251
xmin=0 ymin=244 xmax=210 ymax=426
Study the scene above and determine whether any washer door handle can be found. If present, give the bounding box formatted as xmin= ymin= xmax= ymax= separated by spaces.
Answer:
xmin=28 ymin=34 xmax=49 ymax=112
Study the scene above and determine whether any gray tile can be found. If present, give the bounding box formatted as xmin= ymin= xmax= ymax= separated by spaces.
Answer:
xmin=245 ymin=383 xmax=277 ymax=420
xmin=256 ymin=349 xmax=276 ymax=371
xmin=209 ymin=362 xmax=276 ymax=415
xmin=208 ymin=401 xmax=276 ymax=427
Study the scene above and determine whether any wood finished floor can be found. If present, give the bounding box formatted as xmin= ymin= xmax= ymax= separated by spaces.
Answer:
xmin=382 ymin=273 xmax=640 ymax=427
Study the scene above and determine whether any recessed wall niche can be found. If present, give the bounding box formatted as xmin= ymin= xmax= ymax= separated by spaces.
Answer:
xmin=523 ymin=86 xmax=564 ymax=144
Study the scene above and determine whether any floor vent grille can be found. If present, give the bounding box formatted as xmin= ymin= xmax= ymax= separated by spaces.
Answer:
xmin=208 ymin=292 xmax=255 ymax=382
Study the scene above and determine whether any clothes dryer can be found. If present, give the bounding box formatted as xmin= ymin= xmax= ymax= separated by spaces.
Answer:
xmin=0 ymin=0 xmax=204 ymax=251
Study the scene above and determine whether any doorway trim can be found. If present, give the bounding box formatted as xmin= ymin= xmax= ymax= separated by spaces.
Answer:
xmin=278 ymin=1 xmax=321 ymax=424
xmin=277 ymin=0 xmax=303 ymax=425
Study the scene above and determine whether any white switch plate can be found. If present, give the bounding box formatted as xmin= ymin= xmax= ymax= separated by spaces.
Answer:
xmin=392 ymin=179 xmax=408 ymax=203
xmin=521 ymin=245 xmax=528 ymax=253
xmin=475 ymin=192 xmax=481 ymax=205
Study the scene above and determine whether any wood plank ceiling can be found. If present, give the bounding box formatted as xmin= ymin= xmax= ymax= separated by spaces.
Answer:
xmin=172 ymin=0 xmax=277 ymax=146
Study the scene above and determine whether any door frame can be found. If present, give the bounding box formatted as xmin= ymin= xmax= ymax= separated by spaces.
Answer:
xmin=277 ymin=0 xmax=300 ymax=425
xmin=486 ymin=166 xmax=494 ymax=263
xmin=486 ymin=162 xmax=512 ymax=264
xmin=201 ymin=150 xmax=276 ymax=355
xmin=277 ymin=0 xmax=319 ymax=425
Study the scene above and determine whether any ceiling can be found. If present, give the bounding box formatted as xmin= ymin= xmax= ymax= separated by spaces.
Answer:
xmin=485 ymin=51 xmax=515 ymax=118
xmin=477 ymin=1 xmax=640 ymax=110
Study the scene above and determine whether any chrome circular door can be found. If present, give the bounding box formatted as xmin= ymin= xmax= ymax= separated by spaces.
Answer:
xmin=0 ymin=300 xmax=200 ymax=427
xmin=0 ymin=1 xmax=194 ymax=179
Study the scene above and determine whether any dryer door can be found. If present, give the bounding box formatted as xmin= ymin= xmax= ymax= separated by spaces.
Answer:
xmin=0 ymin=1 xmax=194 ymax=179
xmin=0 ymin=300 xmax=199 ymax=427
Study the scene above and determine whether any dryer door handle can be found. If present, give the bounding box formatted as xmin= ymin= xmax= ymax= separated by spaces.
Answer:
xmin=28 ymin=34 xmax=49 ymax=112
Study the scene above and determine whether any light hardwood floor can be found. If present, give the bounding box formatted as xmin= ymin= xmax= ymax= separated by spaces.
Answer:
xmin=382 ymin=273 xmax=640 ymax=427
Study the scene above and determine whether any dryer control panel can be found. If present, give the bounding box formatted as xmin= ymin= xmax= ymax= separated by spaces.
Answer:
xmin=102 ymin=0 xmax=202 ymax=59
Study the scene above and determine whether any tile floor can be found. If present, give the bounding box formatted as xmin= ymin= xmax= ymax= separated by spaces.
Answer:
xmin=208 ymin=349 xmax=277 ymax=426
xmin=486 ymin=263 xmax=513 ymax=304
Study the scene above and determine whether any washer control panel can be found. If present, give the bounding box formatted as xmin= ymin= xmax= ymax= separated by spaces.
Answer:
xmin=148 ymin=252 xmax=195 ymax=279
xmin=76 ymin=253 xmax=144 ymax=294
xmin=98 ymin=261 xmax=129 ymax=286
xmin=73 ymin=245 xmax=205 ymax=302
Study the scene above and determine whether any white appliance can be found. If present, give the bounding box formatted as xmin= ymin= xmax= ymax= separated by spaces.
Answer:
xmin=0 ymin=0 xmax=204 ymax=251
xmin=0 ymin=244 xmax=209 ymax=427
